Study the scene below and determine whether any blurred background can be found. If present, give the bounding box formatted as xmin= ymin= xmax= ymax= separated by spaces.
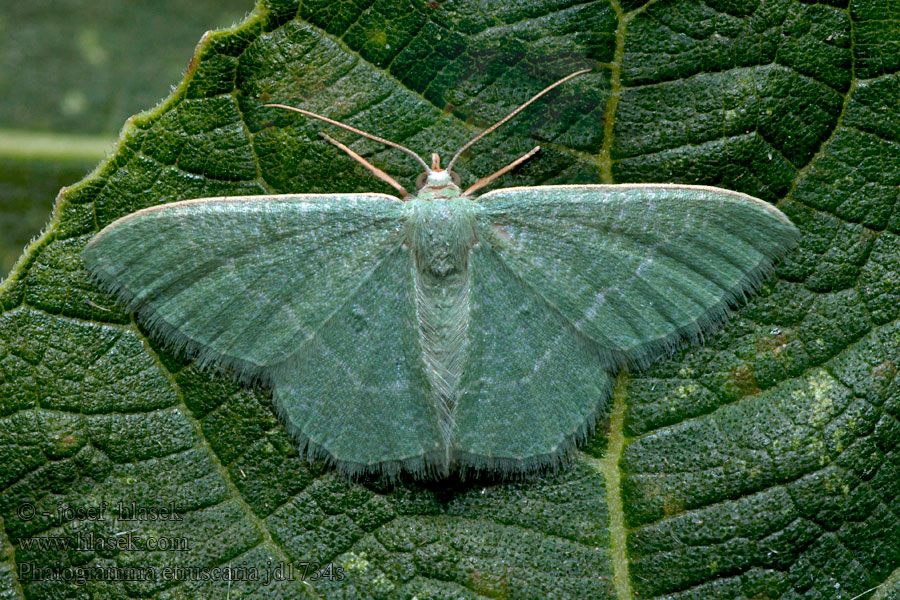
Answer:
xmin=0 ymin=0 xmax=255 ymax=277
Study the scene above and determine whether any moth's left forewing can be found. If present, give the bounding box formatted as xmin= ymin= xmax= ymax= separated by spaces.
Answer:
xmin=83 ymin=192 xmax=409 ymax=381
xmin=472 ymin=184 xmax=800 ymax=370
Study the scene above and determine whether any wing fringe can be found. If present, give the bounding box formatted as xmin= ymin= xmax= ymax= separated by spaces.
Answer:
xmin=84 ymin=261 xmax=273 ymax=386
xmin=271 ymin=373 xmax=615 ymax=483
xmin=610 ymin=222 xmax=800 ymax=373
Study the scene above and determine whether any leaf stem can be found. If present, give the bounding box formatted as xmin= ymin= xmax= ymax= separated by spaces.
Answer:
xmin=0 ymin=128 xmax=115 ymax=162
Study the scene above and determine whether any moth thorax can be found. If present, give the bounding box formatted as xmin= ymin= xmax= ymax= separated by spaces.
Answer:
xmin=408 ymin=200 xmax=477 ymax=279
xmin=420 ymin=229 xmax=468 ymax=278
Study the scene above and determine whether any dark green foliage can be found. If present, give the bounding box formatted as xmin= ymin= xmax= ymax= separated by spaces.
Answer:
xmin=1 ymin=0 xmax=899 ymax=598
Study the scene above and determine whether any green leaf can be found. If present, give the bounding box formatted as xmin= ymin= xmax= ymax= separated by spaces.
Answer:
xmin=1 ymin=0 xmax=898 ymax=598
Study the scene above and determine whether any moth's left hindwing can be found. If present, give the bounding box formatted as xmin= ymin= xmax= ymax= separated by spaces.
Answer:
xmin=473 ymin=184 xmax=800 ymax=371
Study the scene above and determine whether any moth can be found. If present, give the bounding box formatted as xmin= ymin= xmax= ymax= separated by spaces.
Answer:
xmin=83 ymin=70 xmax=799 ymax=480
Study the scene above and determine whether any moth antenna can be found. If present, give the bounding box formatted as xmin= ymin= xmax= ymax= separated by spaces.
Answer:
xmin=264 ymin=103 xmax=431 ymax=173
xmin=319 ymin=133 xmax=409 ymax=198
xmin=446 ymin=68 xmax=591 ymax=172
xmin=464 ymin=146 xmax=540 ymax=196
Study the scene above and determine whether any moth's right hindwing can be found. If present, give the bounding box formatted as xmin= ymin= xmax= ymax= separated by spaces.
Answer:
xmin=454 ymin=242 xmax=615 ymax=475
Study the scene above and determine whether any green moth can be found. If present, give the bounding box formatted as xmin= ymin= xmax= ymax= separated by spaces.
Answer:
xmin=83 ymin=70 xmax=800 ymax=480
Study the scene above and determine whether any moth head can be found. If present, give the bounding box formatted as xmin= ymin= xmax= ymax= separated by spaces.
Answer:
xmin=415 ymin=153 xmax=462 ymax=191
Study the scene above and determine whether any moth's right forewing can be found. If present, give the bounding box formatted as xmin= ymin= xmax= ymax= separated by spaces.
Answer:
xmin=474 ymin=184 xmax=800 ymax=370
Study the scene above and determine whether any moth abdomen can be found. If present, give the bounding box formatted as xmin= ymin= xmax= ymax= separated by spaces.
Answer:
xmin=405 ymin=197 xmax=479 ymax=460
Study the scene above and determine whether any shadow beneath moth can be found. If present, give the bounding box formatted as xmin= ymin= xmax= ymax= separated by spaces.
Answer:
xmin=83 ymin=70 xmax=800 ymax=482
